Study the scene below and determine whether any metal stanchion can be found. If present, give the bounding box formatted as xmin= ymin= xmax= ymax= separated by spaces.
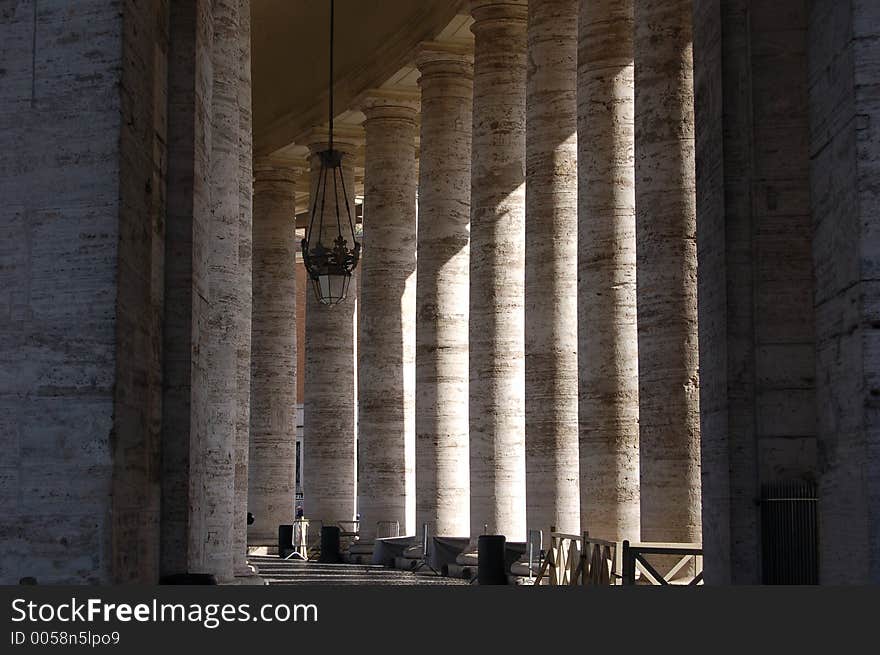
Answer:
xmin=412 ymin=522 xmax=440 ymax=575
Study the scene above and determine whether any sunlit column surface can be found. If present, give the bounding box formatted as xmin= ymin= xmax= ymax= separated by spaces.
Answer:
xmin=468 ymin=0 xmax=528 ymax=541
xmin=634 ymin=0 xmax=701 ymax=544
xmin=577 ymin=0 xmax=641 ymax=542
xmin=302 ymin=128 xmax=362 ymax=528
xmin=525 ymin=0 xmax=580 ymax=539
xmin=358 ymin=94 xmax=419 ymax=541
xmin=414 ymin=42 xmax=474 ymax=539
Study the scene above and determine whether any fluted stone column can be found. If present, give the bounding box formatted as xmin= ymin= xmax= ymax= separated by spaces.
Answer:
xmin=634 ymin=0 xmax=701 ymax=544
xmin=358 ymin=92 xmax=419 ymax=541
xmin=414 ymin=43 xmax=473 ymax=539
xmin=248 ymin=158 xmax=299 ymax=545
xmin=525 ymin=0 xmax=580 ymax=538
xmin=577 ymin=0 xmax=640 ymax=541
xmin=234 ymin=0 xmax=254 ymax=577
xmin=302 ymin=128 xmax=361 ymax=527
xmin=190 ymin=0 xmax=241 ymax=581
xmin=469 ymin=0 xmax=528 ymax=541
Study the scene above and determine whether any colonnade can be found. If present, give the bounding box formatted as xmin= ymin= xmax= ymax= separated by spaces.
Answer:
xmin=248 ymin=0 xmax=701 ymax=554
xmin=6 ymin=0 xmax=879 ymax=586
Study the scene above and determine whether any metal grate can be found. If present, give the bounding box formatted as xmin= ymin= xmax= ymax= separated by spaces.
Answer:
xmin=760 ymin=481 xmax=818 ymax=584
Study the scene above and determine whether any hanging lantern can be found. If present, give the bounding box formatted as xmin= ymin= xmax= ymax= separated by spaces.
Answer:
xmin=300 ymin=0 xmax=360 ymax=305
xmin=301 ymin=148 xmax=360 ymax=305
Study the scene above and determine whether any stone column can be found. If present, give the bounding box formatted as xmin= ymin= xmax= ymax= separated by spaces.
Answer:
xmin=414 ymin=43 xmax=473 ymax=539
xmin=302 ymin=128 xmax=361 ymax=527
xmin=190 ymin=0 xmax=241 ymax=581
xmin=694 ymin=0 xmax=816 ymax=585
xmin=808 ymin=0 xmax=880 ymax=584
xmin=469 ymin=0 xmax=528 ymax=542
xmin=248 ymin=158 xmax=299 ymax=545
xmin=161 ymin=0 xmax=213 ymax=580
xmin=525 ymin=0 xmax=580 ymax=538
xmin=234 ymin=0 xmax=254 ymax=577
xmin=358 ymin=92 xmax=419 ymax=541
xmin=633 ymin=0 xmax=701 ymax=544
xmin=577 ymin=0 xmax=640 ymax=541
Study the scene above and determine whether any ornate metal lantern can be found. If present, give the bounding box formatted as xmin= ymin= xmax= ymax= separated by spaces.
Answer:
xmin=301 ymin=0 xmax=360 ymax=305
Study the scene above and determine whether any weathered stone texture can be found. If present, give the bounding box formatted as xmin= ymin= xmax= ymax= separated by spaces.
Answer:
xmin=358 ymin=94 xmax=419 ymax=540
xmin=188 ymin=0 xmax=241 ymax=582
xmin=0 ymin=0 xmax=168 ymax=584
xmin=525 ymin=0 xmax=580 ymax=538
xmin=112 ymin=0 xmax=170 ymax=584
xmin=694 ymin=0 xmax=732 ymax=584
xmin=415 ymin=44 xmax=473 ymax=539
xmin=160 ymin=0 xmax=213 ymax=578
xmin=696 ymin=0 xmax=815 ymax=584
xmin=303 ymin=135 xmax=360 ymax=527
xmin=468 ymin=0 xmax=528 ymax=541
xmin=808 ymin=0 xmax=880 ymax=584
xmin=634 ymin=0 xmax=702 ymax=544
xmin=248 ymin=159 xmax=298 ymax=544
xmin=234 ymin=0 xmax=254 ymax=575
xmin=577 ymin=0 xmax=640 ymax=542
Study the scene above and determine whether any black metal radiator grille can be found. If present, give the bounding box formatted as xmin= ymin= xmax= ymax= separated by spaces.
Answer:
xmin=760 ymin=481 xmax=818 ymax=584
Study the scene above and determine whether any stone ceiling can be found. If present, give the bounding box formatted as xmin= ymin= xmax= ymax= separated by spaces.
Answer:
xmin=252 ymin=0 xmax=470 ymax=159
xmin=251 ymin=0 xmax=473 ymax=219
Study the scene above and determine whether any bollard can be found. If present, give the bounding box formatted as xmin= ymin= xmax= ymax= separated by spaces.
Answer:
xmin=278 ymin=524 xmax=294 ymax=557
xmin=477 ymin=534 xmax=507 ymax=585
xmin=319 ymin=525 xmax=342 ymax=563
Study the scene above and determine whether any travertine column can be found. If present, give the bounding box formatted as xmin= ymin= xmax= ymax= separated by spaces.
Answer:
xmin=634 ymin=0 xmax=701 ymax=543
xmin=190 ymin=0 xmax=241 ymax=581
xmin=358 ymin=92 xmax=419 ymax=541
xmin=694 ymin=0 xmax=816 ymax=585
xmin=302 ymin=128 xmax=361 ymax=527
xmin=414 ymin=43 xmax=473 ymax=538
xmin=808 ymin=0 xmax=880 ymax=584
xmin=161 ymin=0 xmax=212 ymax=580
xmin=248 ymin=158 xmax=299 ymax=545
xmin=577 ymin=0 xmax=640 ymax=541
xmin=525 ymin=0 xmax=580 ymax=538
xmin=469 ymin=0 xmax=528 ymax=541
xmin=234 ymin=0 xmax=254 ymax=577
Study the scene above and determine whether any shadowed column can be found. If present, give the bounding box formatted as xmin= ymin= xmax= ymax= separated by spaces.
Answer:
xmin=189 ymin=0 xmax=241 ymax=581
xmin=248 ymin=158 xmax=299 ymax=546
xmin=234 ymin=0 xmax=254 ymax=577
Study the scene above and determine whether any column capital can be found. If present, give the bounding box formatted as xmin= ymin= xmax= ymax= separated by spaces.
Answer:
xmin=358 ymin=89 xmax=420 ymax=123
xmin=253 ymin=156 xmax=306 ymax=180
xmin=253 ymin=157 xmax=305 ymax=195
xmin=469 ymin=1 xmax=528 ymax=28
xmin=414 ymin=41 xmax=474 ymax=75
xmin=302 ymin=125 xmax=364 ymax=160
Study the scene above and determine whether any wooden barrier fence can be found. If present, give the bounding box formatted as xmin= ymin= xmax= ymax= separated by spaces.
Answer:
xmin=533 ymin=531 xmax=703 ymax=586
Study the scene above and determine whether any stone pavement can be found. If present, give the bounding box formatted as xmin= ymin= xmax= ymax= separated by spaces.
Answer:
xmin=249 ymin=556 xmax=469 ymax=586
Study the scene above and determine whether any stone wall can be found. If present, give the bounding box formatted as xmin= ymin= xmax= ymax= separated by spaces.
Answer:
xmin=0 ymin=0 xmax=168 ymax=584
